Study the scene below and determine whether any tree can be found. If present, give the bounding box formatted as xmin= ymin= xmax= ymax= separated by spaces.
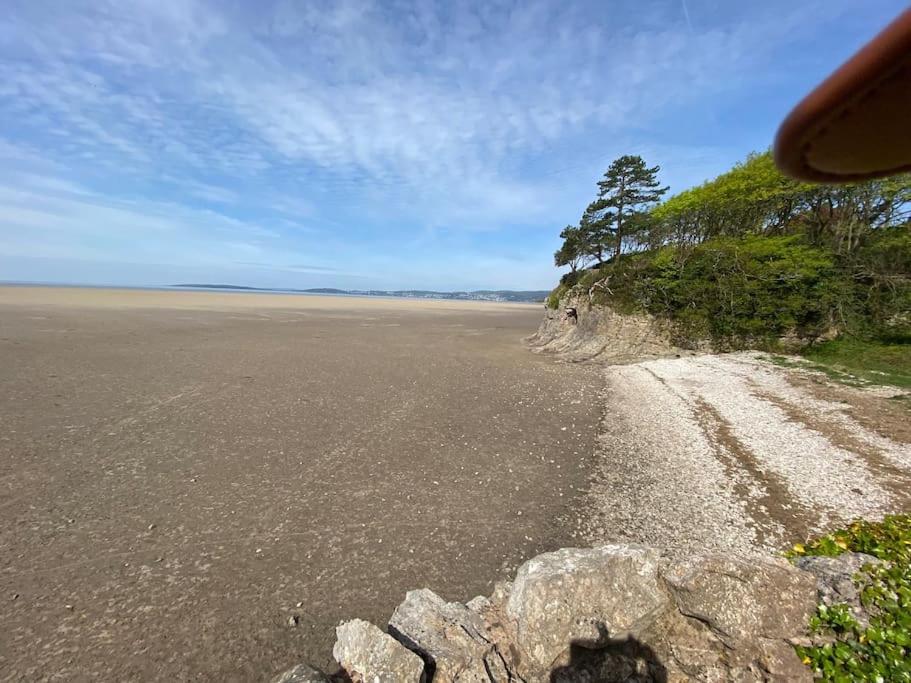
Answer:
xmin=554 ymin=224 xmax=589 ymax=273
xmin=578 ymin=204 xmax=610 ymax=265
xmin=589 ymin=155 xmax=668 ymax=259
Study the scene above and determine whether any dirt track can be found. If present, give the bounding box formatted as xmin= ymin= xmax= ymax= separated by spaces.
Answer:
xmin=0 ymin=287 xmax=602 ymax=681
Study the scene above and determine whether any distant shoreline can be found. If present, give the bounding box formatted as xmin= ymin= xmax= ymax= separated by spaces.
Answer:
xmin=0 ymin=284 xmax=541 ymax=311
xmin=0 ymin=281 xmax=547 ymax=304
xmin=172 ymin=283 xmax=548 ymax=303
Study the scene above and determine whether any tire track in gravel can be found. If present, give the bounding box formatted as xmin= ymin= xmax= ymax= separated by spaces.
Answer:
xmin=690 ymin=398 xmax=820 ymax=547
xmin=751 ymin=388 xmax=911 ymax=508
xmin=585 ymin=352 xmax=909 ymax=553
xmin=665 ymin=354 xmax=893 ymax=526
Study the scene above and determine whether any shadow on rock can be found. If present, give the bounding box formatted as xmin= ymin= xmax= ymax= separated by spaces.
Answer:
xmin=550 ymin=624 xmax=668 ymax=683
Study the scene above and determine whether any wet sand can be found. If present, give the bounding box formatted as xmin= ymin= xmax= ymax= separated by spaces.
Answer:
xmin=0 ymin=287 xmax=602 ymax=681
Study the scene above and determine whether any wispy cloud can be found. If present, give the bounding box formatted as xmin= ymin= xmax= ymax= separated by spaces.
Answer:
xmin=0 ymin=0 xmax=901 ymax=288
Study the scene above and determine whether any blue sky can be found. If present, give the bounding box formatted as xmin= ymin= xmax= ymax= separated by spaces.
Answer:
xmin=0 ymin=0 xmax=905 ymax=291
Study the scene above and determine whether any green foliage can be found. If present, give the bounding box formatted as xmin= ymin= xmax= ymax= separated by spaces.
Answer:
xmin=554 ymin=225 xmax=591 ymax=273
xmin=551 ymin=149 xmax=911 ymax=350
xmin=603 ymin=235 xmax=843 ymax=348
xmin=788 ymin=515 xmax=911 ymax=682
xmin=850 ymin=226 xmax=911 ymax=339
xmin=651 ymin=151 xmax=911 ymax=254
xmin=545 ymin=282 xmax=569 ymax=309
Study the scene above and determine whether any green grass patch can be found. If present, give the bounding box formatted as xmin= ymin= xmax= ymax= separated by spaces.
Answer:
xmin=764 ymin=354 xmax=869 ymax=388
xmin=787 ymin=515 xmax=911 ymax=682
xmin=801 ymin=338 xmax=911 ymax=389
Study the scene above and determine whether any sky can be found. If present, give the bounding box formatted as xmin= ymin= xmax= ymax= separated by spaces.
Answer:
xmin=0 ymin=0 xmax=906 ymax=291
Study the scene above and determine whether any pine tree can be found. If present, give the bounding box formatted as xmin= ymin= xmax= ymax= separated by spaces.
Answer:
xmin=589 ymin=155 xmax=668 ymax=259
xmin=553 ymin=225 xmax=588 ymax=273
xmin=579 ymin=199 xmax=610 ymax=265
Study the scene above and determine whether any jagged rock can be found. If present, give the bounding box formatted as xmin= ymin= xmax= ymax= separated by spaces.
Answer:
xmin=270 ymin=663 xmax=331 ymax=683
xmin=662 ymin=553 xmax=817 ymax=644
xmin=298 ymin=546 xmax=821 ymax=683
xmin=388 ymin=588 xmax=510 ymax=682
xmin=333 ymin=618 xmax=424 ymax=683
xmin=465 ymin=595 xmax=490 ymax=613
xmin=794 ymin=552 xmax=881 ymax=627
xmin=658 ymin=553 xmax=816 ymax=680
xmin=505 ymin=545 xmax=667 ymax=678
xmin=526 ymin=295 xmax=691 ymax=362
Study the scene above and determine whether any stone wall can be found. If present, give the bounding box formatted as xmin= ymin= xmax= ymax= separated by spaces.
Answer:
xmin=271 ymin=543 xmax=860 ymax=682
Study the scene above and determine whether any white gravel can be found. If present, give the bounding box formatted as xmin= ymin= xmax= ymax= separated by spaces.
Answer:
xmin=582 ymin=353 xmax=911 ymax=553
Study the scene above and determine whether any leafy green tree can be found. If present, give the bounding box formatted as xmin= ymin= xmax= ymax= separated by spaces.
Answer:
xmin=588 ymin=155 xmax=668 ymax=259
xmin=548 ymin=148 xmax=911 ymax=346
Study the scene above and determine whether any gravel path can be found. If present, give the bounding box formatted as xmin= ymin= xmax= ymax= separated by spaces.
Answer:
xmin=581 ymin=352 xmax=911 ymax=553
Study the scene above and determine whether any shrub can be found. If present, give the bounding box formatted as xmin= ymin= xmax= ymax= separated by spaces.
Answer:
xmin=597 ymin=235 xmax=844 ymax=347
xmin=545 ymin=283 xmax=568 ymax=309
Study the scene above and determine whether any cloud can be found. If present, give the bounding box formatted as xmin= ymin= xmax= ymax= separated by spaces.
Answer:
xmin=0 ymin=0 xmax=894 ymax=289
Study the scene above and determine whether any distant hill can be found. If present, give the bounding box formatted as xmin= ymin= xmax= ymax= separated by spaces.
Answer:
xmin=173 ymin=284 xmax=548 ymax=303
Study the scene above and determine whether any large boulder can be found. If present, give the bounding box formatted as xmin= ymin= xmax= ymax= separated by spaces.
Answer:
xmin=333 ymin=618 xmax=424 ymax=683
xmin=299 ymin=545 xmax=821 ymax=683
xmin=388 ymin=588 xmax=510 ymax=682
xmin=505 ymin=545 xmax=667 ymax=678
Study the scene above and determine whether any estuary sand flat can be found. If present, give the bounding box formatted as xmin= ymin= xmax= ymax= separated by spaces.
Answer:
xmin=0 ymin=287 xmax=602 ymax=681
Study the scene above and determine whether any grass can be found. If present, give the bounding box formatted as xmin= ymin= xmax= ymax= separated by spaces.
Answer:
xmin=766 ymin=354 xmax=868 ymax=388
xmin=764 ymin=338 xmax=911 ymax=391
xmin=787 ymin=515 xmax=911 ymax=682
xmin=801 ymin=338 xmax=911 ymax=390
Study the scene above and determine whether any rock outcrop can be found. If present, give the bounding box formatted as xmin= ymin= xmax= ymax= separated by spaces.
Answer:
xmin=273 ymin=543 xmax=836 ymax=682
xmin=505 ymin=545 xmax=667 ymax=678
xmin=526 ymin=294 xmax=692 ymax=363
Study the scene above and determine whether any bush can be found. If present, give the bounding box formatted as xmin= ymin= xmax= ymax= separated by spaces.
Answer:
xmin=600 ymin=235 xmax=844 ymax=348
xmin=545 ymin=283 xmax=569 ymax=309
xmin=851 ymin=226 xmax=911 ymax=339
xmin=787 ymin=515 xmax=911 ymax=682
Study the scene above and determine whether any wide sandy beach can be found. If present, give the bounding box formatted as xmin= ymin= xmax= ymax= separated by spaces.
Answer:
xmin=0 ymin=286 xmax=601 ymax=680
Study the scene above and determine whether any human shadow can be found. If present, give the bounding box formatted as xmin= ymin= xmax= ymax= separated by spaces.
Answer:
xmin=550 ymin=623 xmax=667 ymax=683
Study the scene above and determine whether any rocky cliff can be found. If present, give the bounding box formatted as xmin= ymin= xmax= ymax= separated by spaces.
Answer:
xmin=525 ymin=293 xmax=699 ymax=363
xmin=271 ymin=543 xmax=871 ymax=682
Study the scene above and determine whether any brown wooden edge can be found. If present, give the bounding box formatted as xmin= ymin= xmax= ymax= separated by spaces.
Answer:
xmin=773 ymin=9 xmax=911 ymax=183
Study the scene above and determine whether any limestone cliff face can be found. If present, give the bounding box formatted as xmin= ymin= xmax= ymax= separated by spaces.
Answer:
xmin=526 ymin=293 xmax=699 ymax=363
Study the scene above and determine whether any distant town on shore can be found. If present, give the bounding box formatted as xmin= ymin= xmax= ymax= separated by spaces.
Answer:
xmin=174 ymin=283 xmax=549 ymax=303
